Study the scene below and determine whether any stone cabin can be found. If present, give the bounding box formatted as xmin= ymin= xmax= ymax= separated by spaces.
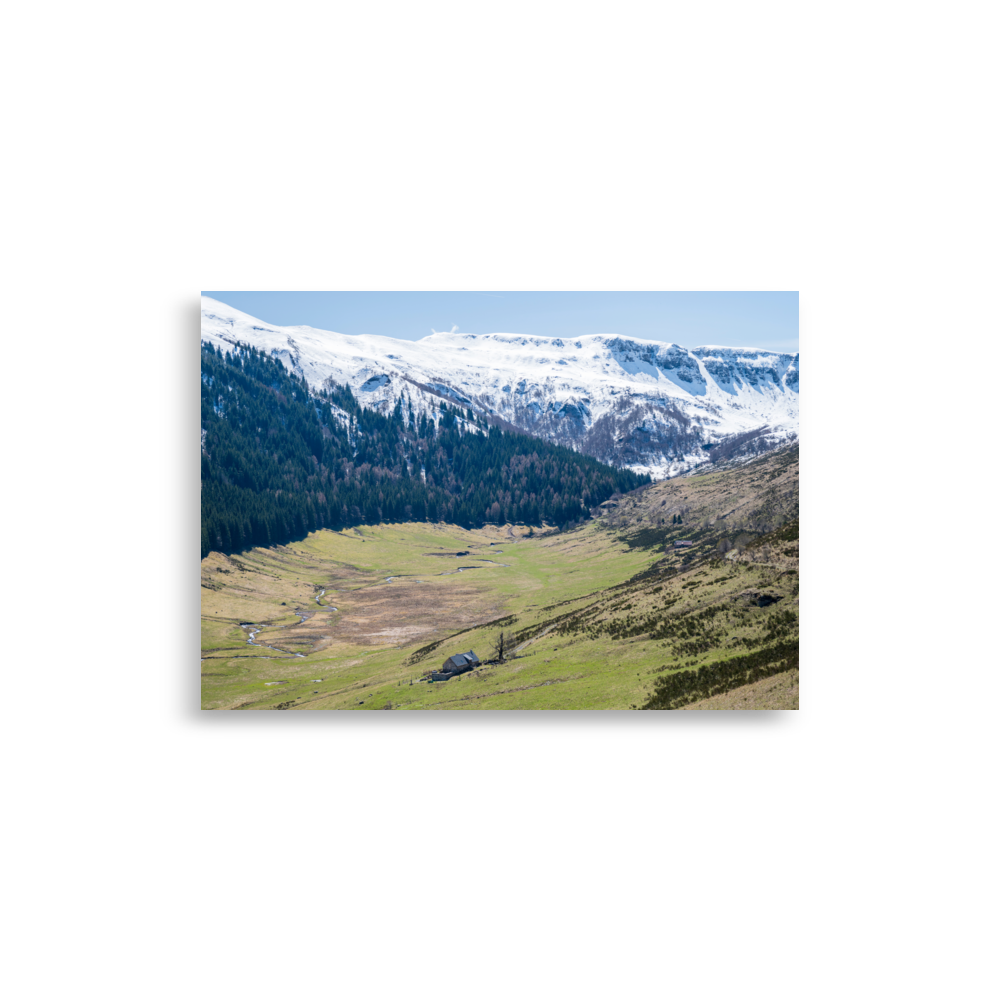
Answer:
xmin=429 ymin=651 xmax=481 ymax=683
xmin=441 ymin=650 xmax=480 ymax=673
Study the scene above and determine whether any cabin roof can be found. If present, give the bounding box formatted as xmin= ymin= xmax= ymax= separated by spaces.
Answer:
xmin=444 ymin=650 xmax=480 ymax=668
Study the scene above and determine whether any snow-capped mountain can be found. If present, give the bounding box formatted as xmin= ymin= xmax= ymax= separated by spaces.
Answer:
xmin=201 ymin=296 xmax=798 ymax=478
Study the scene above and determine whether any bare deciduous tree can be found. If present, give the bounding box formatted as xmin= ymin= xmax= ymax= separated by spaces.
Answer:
xmin=492 ymin=631 xmax=510 ymax=662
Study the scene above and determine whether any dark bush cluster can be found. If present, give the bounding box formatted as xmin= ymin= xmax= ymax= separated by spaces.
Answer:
xmin=745 ymin=520 xmax=799 ymax=548
xmin=728 ymin=607 xmax=797 ymax=650
xmin=641 ymin=640 xmax=799 ymax=710
xmin=404 ymin=637 xmax=448 ymax=666
xmin=621 ymin=526 xmax=682 ymax=550
xmin=650 ymin=604 xmax=727 ymax=647
xmin=671 ymin=637 xmax=719 ymax=657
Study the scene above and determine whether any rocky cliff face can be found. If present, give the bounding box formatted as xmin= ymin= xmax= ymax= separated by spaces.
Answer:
xmin=690 ymin=346 xmax=797 ymax=392
xmin=201 ymin=297 xmax=798 ymax=478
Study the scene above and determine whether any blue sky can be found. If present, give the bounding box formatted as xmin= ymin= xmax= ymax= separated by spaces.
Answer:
xmin=201 ymin=291 xmax=799 ymax=353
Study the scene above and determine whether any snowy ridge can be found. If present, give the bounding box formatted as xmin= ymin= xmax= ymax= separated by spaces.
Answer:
xmin=201 ymin=296 xmax=798 ymax=478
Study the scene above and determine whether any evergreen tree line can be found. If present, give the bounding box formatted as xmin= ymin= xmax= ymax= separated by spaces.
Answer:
xmin=201 ymin=342 xmax=649 ymax=558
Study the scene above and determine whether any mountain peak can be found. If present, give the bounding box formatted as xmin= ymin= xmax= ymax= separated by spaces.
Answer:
xmin=201 ymin=298 xmax=798 ymax=479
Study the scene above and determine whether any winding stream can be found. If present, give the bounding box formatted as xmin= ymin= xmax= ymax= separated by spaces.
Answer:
xmin=314 ymin=588 xmax=339 ymax=610
xmin=238 ymin=610 xmax=310 ymax=658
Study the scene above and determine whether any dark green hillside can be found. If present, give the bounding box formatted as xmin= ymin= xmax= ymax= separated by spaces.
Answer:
xmin=201 ymin=342 xmax=649 ymax=557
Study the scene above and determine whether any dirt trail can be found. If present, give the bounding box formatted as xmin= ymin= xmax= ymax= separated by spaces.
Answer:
xmin=512 ymin=624 xmax=557 ymax=654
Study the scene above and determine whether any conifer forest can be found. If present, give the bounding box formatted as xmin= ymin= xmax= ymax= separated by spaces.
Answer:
xmin=201 ymin=342 xmax=649 ymax=558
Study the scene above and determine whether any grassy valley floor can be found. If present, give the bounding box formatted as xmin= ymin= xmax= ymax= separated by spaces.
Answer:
xmin=201 ymin=445 xmax=799 ymax=710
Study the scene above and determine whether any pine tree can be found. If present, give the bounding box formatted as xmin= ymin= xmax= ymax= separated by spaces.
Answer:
xmin=200 ymin=341 xmax=649 ymax=557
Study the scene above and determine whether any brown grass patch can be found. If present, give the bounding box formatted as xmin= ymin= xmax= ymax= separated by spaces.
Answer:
xmin=328 ymin=579 xmax=501 ymax=647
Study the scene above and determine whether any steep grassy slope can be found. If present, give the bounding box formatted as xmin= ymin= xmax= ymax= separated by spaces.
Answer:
xmin=677 ymin=668 xmax=798 ymax=710
xmin=201 ymin=445 xmax=798 ymax=710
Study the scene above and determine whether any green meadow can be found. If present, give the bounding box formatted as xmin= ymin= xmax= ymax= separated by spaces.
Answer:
xmin=201 ymin=446 xmax=799 ymax=710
